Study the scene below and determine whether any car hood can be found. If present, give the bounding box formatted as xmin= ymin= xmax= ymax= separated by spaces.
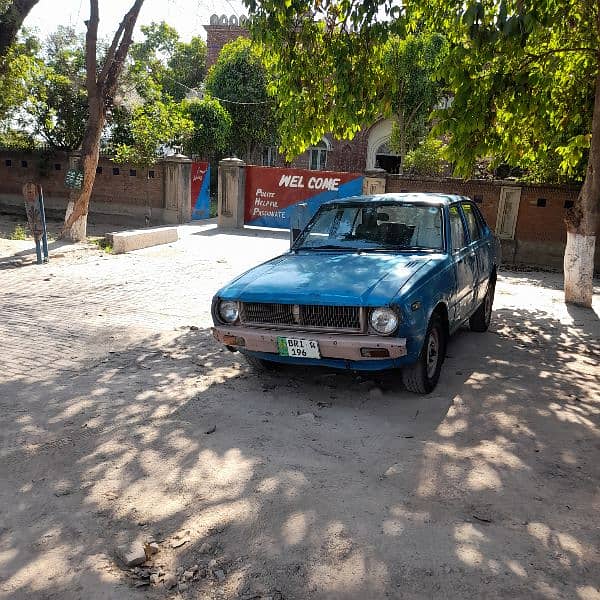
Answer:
xmin=218 ymin=251 xmax=440 ymax=306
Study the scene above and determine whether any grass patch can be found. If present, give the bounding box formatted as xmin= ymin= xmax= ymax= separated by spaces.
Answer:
xmin=8 ymin=224 xmax=28 ymax=240
xmin=91 ymin=237 xmax=113 ymax=253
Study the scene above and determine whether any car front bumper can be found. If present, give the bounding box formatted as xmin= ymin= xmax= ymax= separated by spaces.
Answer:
xmin=212 ymin=325 xmax=407 ymax=361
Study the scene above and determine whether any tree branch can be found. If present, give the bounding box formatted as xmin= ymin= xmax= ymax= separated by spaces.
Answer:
xmin=85 ymin=0 xmax=99 ymax=92
xmin=406 ymin=99 xmax=425 ymax=128
xmin=100 ymin=0 xmax=145 ymax=100
xmin=96 ymin=11 xmax=128 ymax=87
xmin=0 ymin=0 xmax=40 ymax=60
xmin=523 ymin=47 xmax=596 ymax=64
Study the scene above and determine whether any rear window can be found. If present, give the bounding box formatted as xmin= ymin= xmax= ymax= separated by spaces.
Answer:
xmin=461 ymin=202 xmax=481 ymax=242
xmin=449 ymin=205 xmax=466 ymax=251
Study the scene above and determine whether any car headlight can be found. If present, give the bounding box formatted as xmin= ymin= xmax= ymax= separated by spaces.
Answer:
xmin=218 ymin=300 xmax=239 ymax=324
xmin=370 ymin=307 xmax=399 ymax=335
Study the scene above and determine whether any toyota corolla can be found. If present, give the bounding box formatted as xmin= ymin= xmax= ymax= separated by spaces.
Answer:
xmin=212 ymin=193 xmax=500 ymax=393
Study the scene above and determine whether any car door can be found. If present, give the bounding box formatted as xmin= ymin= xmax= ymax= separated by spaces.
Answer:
xmin=460 ymin=201 xmax=487 ymax=306
xmin=448 ymin=203 xmax=476 ymax=324
xmin=475 ymin=202 xmax=497 ymax=302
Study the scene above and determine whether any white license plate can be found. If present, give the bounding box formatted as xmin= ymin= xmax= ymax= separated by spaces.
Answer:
xmin=277 ymin=336 xmax=321 ymax=359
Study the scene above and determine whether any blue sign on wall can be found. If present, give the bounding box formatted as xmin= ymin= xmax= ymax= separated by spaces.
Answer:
xmin=191 ymin=162 xmax=211 ymax=220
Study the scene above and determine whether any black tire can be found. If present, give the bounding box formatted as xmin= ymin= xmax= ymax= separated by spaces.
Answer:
xmin=243 ymin=354 xmax=279 ymax=372
xmin=402 ymin=314 xmax=446 ymax=394
xmin=470 ymin=278 xmax=495 ymax=332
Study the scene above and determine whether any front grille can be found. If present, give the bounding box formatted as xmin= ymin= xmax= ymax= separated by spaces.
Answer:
xmin=240 ymin=302 xmax=362 ymax=332
xmin=301 ymin=304 xmax=360 ymax=329
xmin=242 ymin=302 xmax=294 ymax=326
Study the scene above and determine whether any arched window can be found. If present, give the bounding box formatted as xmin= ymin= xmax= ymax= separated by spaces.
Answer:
xmin=375 ymin=141 xmax=401 ymax=174
xmin=308 ymin=140 xmax=329 ymax=171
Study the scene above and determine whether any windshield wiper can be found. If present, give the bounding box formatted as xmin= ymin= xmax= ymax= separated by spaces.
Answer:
xmin=358 ymin=246 xmax=437 ymax=253
xmin=298 ymin=245 xmax=357 ymax=251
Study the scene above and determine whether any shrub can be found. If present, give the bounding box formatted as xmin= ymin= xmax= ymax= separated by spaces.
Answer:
xmin=403 ymin=138 xmax=447 ymax=177
xmin=9 ymin=224 xmax=28 ymax=240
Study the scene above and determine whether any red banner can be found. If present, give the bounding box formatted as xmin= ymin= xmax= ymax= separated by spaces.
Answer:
xmin=244 ymin=166 xmax=363 ymax=228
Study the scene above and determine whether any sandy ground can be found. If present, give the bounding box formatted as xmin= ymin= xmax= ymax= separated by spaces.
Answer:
xmin=0 ymin=221 xmax=599 ymax=600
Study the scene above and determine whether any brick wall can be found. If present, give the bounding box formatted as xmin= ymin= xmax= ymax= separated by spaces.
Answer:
xmin=248 ymin=130 xmax=371 ymax=174
xmin=385 ymin=174 xmax=599 ymax=270
xmin=0 ymin=150 xmax=164 ymax=207
xmin=0 ymin=150 xmax=196 ymax=226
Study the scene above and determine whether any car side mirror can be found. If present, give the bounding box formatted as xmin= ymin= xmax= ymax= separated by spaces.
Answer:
xmin=290 ymin=202 xmax=309 ymax=248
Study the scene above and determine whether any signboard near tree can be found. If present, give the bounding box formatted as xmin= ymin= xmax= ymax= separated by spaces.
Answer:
xmin=22 ymin=182 xmax=49 ymax=264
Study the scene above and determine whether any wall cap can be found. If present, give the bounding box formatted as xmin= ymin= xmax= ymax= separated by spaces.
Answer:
xmin=364 ymin=168 xmax=387 ymax=178
xmin=163 ymin=153 xmax=192 ymax=163
xmin=220 ymin=157 xmax=246 ymax=167
xmin=386 ymin=173 xmax=581 ymax=192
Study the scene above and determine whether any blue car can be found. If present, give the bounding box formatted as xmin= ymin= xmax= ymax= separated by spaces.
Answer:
xmin=212 ymin=193 xmax=500 ymax=393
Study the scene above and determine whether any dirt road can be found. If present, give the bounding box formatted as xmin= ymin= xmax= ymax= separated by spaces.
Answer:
xmin=1 ymin=223 xmax=599 ymax=600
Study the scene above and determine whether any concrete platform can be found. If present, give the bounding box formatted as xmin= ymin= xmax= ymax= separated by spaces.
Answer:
xmin=109 ymin=227 xmax=178 ymax=254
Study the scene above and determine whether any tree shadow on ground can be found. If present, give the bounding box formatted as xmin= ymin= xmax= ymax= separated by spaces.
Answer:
xmin=0 ymin=304 xmax=599 ymax=599
xmin=193 ymin=226 xmax=290 ymax=241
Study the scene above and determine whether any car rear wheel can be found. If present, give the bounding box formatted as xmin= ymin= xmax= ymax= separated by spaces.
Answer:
xmin=402 ymin=314 xmax=446 ymax=394
xmin=470 ymin=278 xmax=495 ymax=332
xmin=243 ymin=354 xmax=279 ymax=372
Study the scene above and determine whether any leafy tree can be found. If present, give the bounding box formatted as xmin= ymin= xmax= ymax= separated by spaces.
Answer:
xmin=113 ymin=99 xmax=193 ymax=166
xmin=0 ymin=124 xmax=34 ymax=148
xmin=245 ymin=0 xmax=599 ymax=307
xmin=130 ymin=21 xmax=178 ymax=64
xmin=164 ymin=36 xmax=207 ymax=101
xmin=403 ymin=137 xmax=448 ymax=176
xmin=24 ymin=26 xmax=88 ymax=150
xmin=129 ymin=21 xmax=206 ymax=102
xmin=105 ymin=21 xmax=209 ymax=163
xmin=128 ymin=21 xmax=178 ymax=101
xmin=409 ymin=0 xmax=598 ymax=305
xmin=384 ymin=33 xmax=448 ymax=171
xmin=245 ymin=1 xmax=394 ymax=157
xmin=0 ymin=27 xmax=39 ymax=120
xmin=205 ymin=38 xmax=276 ymax=160
xmin=183 ymin=96 xmax=232 ymax=160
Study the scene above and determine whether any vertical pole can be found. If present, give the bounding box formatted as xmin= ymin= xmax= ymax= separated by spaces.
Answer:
xmin=38 ymin=186 xmax=49 ymax=261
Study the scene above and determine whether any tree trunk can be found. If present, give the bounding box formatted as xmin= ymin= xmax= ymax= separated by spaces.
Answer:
xmin=63 ymin=102 xmax=104 ymax=241
xmin=564 ymin=64 xmax=600 ymax=307
xmin=61 ymin=0 xmax=144 ymax=241
xmin=398 ymin=111 xmax=406 ymax=175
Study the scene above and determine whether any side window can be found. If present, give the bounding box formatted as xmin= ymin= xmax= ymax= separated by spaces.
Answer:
xmin=471 ymin=202 xmax=489 ymax=233
xmin=449 ymin=205 xmax=467 ymax=251
xmin=461 ymin=202 xmax=481 ymax=243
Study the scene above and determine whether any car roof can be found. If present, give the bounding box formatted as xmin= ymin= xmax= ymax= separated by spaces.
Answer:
xmin=323 ymin=192 xmax=466 ymax=206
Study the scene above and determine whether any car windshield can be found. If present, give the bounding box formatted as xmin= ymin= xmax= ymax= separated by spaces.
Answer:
xmin=295 ymin=203 xmax=444 ymax=252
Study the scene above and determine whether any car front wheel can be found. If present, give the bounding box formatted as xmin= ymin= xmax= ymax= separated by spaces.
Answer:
xmin=402 ymin=314 xmax=446 ymax=394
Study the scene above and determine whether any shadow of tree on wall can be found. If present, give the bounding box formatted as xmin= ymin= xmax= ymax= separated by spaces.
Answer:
xmin=1 ymin=302 xmax=599 ymax=598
